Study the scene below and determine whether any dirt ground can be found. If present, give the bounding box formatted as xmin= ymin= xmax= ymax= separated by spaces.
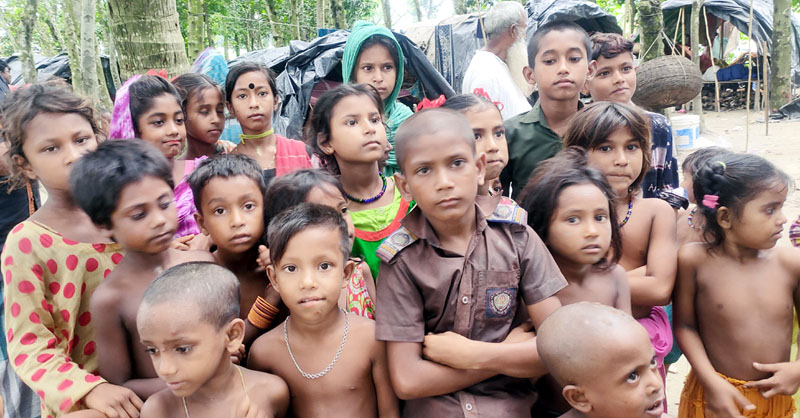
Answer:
xmin=665 ymin=109 xmax=800 ymax=412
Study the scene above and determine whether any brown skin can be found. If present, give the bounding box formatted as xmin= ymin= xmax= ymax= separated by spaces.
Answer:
xmin=230 ymin=71 xmax=280 ymax=171
xmin=92 ymin=248 xmax=214 ymax=399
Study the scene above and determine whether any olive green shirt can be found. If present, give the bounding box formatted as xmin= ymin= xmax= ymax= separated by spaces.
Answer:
xmin=500 ymin=100 xmax=583 ymax=199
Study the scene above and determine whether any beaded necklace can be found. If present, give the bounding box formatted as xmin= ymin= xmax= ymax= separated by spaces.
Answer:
xmin=687 ymin=207 xmax=698 ymax=230
xmin=345 ymin=172 xmax=387 ymax=204
xmin=619 ymin=196 xmax=634 ymax=228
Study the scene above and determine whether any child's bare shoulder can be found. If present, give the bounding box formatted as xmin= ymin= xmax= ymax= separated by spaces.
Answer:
xmin=242 ymin=367 xmax=290 ymax=412
xmin=140 ymin=388 xmax=182 ymax=417
xmin=348 ymin=314 xmax=378 ymax=343
xmin=775 ymin=246 xmax=800 ymax=277
xmin=640 ymin=197 xmax=675 ymax=219
xmin=248 ymin=326 xmax=285 ymax=367
xmin=678 ymin=241 xmax=712 ymax=264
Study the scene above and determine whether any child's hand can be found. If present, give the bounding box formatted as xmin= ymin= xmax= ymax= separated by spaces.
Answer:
xmin=503 ymin=322 xmax=534 ymax=344
xmin=235 ymin=394 xmax=268 ymax=418
xmin=743 ymin=361 xmax=800 ymax=398
xmin=704 ymin=376 xmax=755 ymax=418
xmin=185 ymin=233 xmax=212 ymax=251
xmin=83 ymin=382 xmax=143 ymax=418
xmin=231 ymin=343 xmax=246 ymax=365
xmin=170 ymin=235 xmax=194 ymax=251
xmin=422 ymin=331 xmax=477 ymax=370
xmin=256 ymin=245 xmax=271 ymax=272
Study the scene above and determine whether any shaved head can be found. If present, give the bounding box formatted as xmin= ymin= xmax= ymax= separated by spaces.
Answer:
xmin=394 ymin=109 xmax=475 ymax=173
xmin=537 ymin=302 xmax=648 ymax=386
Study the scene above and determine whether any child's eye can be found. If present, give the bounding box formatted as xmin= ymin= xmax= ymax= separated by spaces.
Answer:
xmin=340 ymin=205 xmax=349 ymax=215
xmin=345 ymin=119 xmax=357 ymax=126
xmin=494 ymin=129 xmax=505 ymax=139
xmin=598 ymin=70 xmax=610 ymax=77
xmin=176 ymin=117 xmax=185 ymax=125
xmin=567 ymin=216 xmax=579 ymax=224
xmin=144 ymin=347 xmax=157 ymax=355
xmin=766 ymin=207 xmax=775 ymax=215
xmin=258 ymin=91 xmax=268 ymax=97
xmin=473 ymin=132 xmax=482 ymax=141
xmin=370 ymin=116 xmax=381 ymax=124
xmin=569 ymin=56 xmax=583 ymax=63
xmin=319 ymin=262 xmax=332 ymax=271
xmin=622 ymin=66 xmax=633 ymax=72
xmin=283 ymin=265 xmax=297 ymax=273
xmin=75 ymin=136 xmax=90 ymax=144
xmin=452 ymin=159 xmax=466 ymax=167
xmin=213 ymin=208 xmax=226 ymax=215
xmin=383 ymin=64 xmax=394 ymax=71
xmin=243 ymin=202 xmax=256 ymax=211
xmin=159 ymin=200 xmax=172 ymax=210
xmin=626 ymin=144 xmax=639 ymax=151
xmin=650 ymin=357 xmax=658 ymax=368
xmin=598 ymin=145 xmax=611 ymax=152
xmin=362 ymin=65 xmax=372 ymax=71
xmin=415 ymin=166 xmax=430 ymax=175
xmin=627 ymin=371 xmax=640 ymax=383
xmin=176 ymin=346 xmax=192 ymax=354
xmin=131 ymin=211 xmax=146 ymax=221
xmin=543 ymin=59 xmax=555 ymax=65
xmin=151 ymin=119 xmax=164 ymax=127
xmin=595 ymin=214 xmax=608 ymax=222
xmin=237 ymin=93 xmax=247 ymax=100
xmin=41 ymin=145 xmax=57 ymax=153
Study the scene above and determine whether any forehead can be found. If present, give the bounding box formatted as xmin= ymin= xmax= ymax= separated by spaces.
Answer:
xmin=119 ymin=176 xmax=172 ymax=200
xmin=463 ymin=106 xmax=503 ymax=128
xmin=357 ymin=43 xmax=393 ymax=62
xmin=603 ymin=126 xmax=635 ymax=144
xmin=306 ymin=184 xmax=344 ymax=206
xmin=138 ymin=301 xmax=209 ymax=335
xmin=202 ymin=175 xmax=263 ymax=201
xmin=234 ymin=71 xmax=270 ymax=89
xmin=556 ymin=183 xmax=608 ymax=210
xmin=331 ymin=94 xmax=379 ymax=117
xmin=594 ymin=52 xmax=634 ymax=67
xmin=189 ymin=87 xmax=223 ymax=104
xmin=144 ymin=94 xmax=182 ymax=114
xmin=537 ymin=30 xmax=588 ymax=57
xmin=746 ymin=182 xmax=788 ymax=206
xmin=584 ymin=326 xmax=654 ymax=381
xmin=403 ymin=132 xmax=474 ymax=163
xmin=282 ymin=225 xmax=343 ymax=257
xmin=25 ymin=112 xmax=93 ymax=143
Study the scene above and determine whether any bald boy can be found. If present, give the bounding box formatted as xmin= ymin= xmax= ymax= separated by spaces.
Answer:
xmin=537 ymin=303 xmax=670 ymax=418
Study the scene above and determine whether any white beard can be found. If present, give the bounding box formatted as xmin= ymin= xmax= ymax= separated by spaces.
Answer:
xmin=505 ymin=36 xmax=533 ymax=97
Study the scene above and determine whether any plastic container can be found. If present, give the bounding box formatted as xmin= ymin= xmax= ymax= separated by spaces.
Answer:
xmin=671 ymin=114 xmax=700 ymax=150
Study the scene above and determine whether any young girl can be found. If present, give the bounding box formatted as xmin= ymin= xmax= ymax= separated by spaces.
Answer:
xmin=111 ymin=75 xmax=204 ymax=241
xmin=1 ymin=84 xmax=142 ymax=417
xmin=677 ymin=146 xmax=732 ymax=246
xmin=518 ymin=147 xmax=632 ymax=416
xmin=225 ymin=61 xmax=311 ymax=186
xmin=675 ymin=154 xmax=798 ymax=418
xmin=342 ymin=21 xmax=413 ymax=175
xmin=306 ymin=84 xmax=413 ymax=281
xmin=172 ymin=72 xmax=234 ymax=158
xmin=563 ymin=101 xmax=677 ymax=382
xmin=441 ymin=93 xmax=509 ymax=197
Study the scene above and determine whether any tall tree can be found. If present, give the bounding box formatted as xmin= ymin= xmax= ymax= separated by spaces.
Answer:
xmin=19 ymin=0 xmax=40 ymax=83
xmin=63 ymin=0 xmax=83 ymax=91
xmin=381 ymin=0 xmax=392 ymax=28
xmin=187 ymin=0 xmax=204 ymax=59
xmin=81 ymin=0 xmax=99 ymax=102
xmin=690 ymin=2 xmax=704 ymax=129
xmin=637 ymin=0 xmax=665 ymax=63
xmin=411 ymin=0 xmax=422 ymax=22
xmin=107 ymin=0 xmax=190 ymax=80
xmin=330 ymin=0 xmax=346 ymax=28
xmin=770 ymin=0 xmax=792 ymax=111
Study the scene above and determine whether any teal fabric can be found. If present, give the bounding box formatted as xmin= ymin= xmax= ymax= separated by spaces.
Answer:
xmin=342 ymin=21 xmax=413 ymax=173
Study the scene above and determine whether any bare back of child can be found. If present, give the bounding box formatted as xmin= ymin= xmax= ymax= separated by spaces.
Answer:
xmin=71 ymin=141 xmax=214 ymax=399
xmin=248 ymin=204 xmax=398 ymax=418
xmin=675 ymin=154 xmax=799 ymax=418
xmin=138 ymin=262 xmax=289 ymax=418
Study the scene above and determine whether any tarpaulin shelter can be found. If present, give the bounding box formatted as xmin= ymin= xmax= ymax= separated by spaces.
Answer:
xmin=239 ymin=29 xmax=454 ymax=140
xmin=525 ymin=0 xmax=622 ymax=38
xmin=4 ymin=52 xmax=118 ymax=100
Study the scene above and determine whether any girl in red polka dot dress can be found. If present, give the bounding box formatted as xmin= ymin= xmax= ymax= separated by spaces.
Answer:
xmin=1 ymin=84 xmax=143 ymax=417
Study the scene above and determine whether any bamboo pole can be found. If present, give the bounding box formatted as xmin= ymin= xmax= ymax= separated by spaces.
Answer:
xmin=702 ymin=7 xmax=721 ymax=112
xmin=763 ymin=40 xmax=769 ymax=136
xmin=682 ymin=7 xmax=687 ymax=57
xmin=744 ymin=0 xmax=754 ymax=152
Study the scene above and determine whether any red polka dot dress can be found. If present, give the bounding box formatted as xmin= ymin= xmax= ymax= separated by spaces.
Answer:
xmin=2 ymin=221 xmax=123 ymax=416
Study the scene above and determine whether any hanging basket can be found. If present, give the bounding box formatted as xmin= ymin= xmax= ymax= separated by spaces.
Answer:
xmin=632 ymin=55 xmax=703 ymax=110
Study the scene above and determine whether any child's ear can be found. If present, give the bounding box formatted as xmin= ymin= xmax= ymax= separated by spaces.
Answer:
xmin=394 ymin=172 xmax=414 ymax=203
xmin=224 ymin=318 xmax=246 ymax=351
xmin=562 ymin=384 xmax=592 ymax=413
xmin=226 ymin=102 xmax=235 ymax=117
xmin=11 ymin=154 xmax=36 ymax=180
xmin=98 ymin=223 xmax=114 ymax=242
xmin=194 ymin=211 xmax=209 ymax=236
xmin=717 ymin=206 xmax=733 ymax=230
xmin=342 ymin=259 xmax=356 ymax=289
xmin=523 ymin=66 xmax=536 ymax=85
xmin=587 ymin=60 xmax=598 ymax=79
xmin=475 ymin=152 xmax=487 ymax=187
xmin=317 ymin=133 xmax=334 ymax=156
xmin=266 ymin=264 xmax=280 ymax=293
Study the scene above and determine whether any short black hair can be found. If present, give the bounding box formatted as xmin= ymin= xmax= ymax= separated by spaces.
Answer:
xmin=139 ymin=262 xmax=240 ymax=330
xmin=0 ymin=59 xmax=9 ymax=73
xmin=267 ymin=203 xmax=350 ymax=264
xmin=263 ymin=169 xmax=346 ymax=239
xmin=393 ymin=108 xmax=474 ymax=173
xmin=440 ymin=93 xmax=497 ymax=114
xmin=527 ymin=21 xmax=591 ymax=68
xmin=129 ymin=75 xmax=183 ymax=137
xmin=225 ymin=62 xmax=278 ymax=103
xmin=70 ymin=140 xmax=173 ymax=229
xmin=172 ymin=72 xmax=224 ymax=112
xmin=680 ymin=146 xmax=731 ymax=176
xmin=187 ymin=154 xmax=266 ymax=214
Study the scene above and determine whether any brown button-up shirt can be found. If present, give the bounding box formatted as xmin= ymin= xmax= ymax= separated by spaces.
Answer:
xmin=376 ymin=197 xmax=567 ymax=418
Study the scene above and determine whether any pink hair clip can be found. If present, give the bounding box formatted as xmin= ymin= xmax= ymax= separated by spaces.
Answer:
xmin=702 ymin=194 xmax=719 ymax=209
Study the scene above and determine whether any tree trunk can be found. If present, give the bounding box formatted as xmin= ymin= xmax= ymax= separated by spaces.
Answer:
xmin=81 ymin=0 xmax=99 ymax=102
xmin=107 ymin=0 xmax=190 ymax=80
xmin=690 ymin=1 xmax=705 ymax=130
xmin=316 ymin=0 xmax=325 ymax=29
xmin=102 ymin=16 xmax=122 ymax=90
xmin=262 ymin=0 xmax=278 ymax=46
xmin=330 ymin=0 xmax=346 ymax=29
xmin=43 ymin=6 xmax=65 ymax=52
xmin=637 ymin=0 xmax=665 ymax=63
xmin=187 ymin=0 xmax=204 ymax=60
xmin=411 ymin=0 xmax=423 ymax=22
xmin=770 ymin=0 xmax=792 ymax=111
xmin=61 ymin=0 xmax=83 ymax=91
xmin=204 ymin=1 xmax=213 ymax=48
xmin=454 ymin=0 xmax=468 ymax=15
xmin=19 ymin=0 xmax=40 ymax=83
xmin=381 ymin=0 xmax=392 ymax=28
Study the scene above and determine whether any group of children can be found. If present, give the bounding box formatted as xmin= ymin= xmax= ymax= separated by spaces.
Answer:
xmin=0 ymin=15 xmax=798 ymax=418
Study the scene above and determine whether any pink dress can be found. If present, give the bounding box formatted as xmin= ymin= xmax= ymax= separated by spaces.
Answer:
xmin=174 ymin=157 xmax=207 ymax=238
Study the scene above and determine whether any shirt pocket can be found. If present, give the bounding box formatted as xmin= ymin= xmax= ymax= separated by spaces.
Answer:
xmin=479 ymin=270 xmax=520 ymax=320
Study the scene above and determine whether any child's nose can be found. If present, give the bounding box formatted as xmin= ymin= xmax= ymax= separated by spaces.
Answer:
xmin=584 ymin=220 xmax=599 ymax=237
xmin=229 ymin=208 xmax=245 ymax=227
xmin=434 ymin=169 xmax=455 ymax=191
xmin=157 ymin=357 xmax=177 ymax=376
xmin=62 ymin=142 xmax=84 ymax=166
xmin=614 ymin=149 xmax=628 ymax=166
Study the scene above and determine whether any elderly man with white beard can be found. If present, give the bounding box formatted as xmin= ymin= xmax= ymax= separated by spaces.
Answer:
xmin=462 ymin=1 xmax=533 ymax=120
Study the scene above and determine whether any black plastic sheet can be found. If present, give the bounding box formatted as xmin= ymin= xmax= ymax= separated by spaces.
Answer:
xmin=5 ymin=52 xmax=117 ymax=101
xmin=525 ymin=0 xmax=623 ymax=38
xmin=662 ymin=0 xmax=773 ymax=52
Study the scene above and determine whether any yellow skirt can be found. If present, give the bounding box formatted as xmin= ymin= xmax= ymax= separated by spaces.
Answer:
xmin=679 ymin=369 xmax=795 ymax=418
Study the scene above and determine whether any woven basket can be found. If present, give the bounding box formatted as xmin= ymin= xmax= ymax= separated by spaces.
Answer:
xmin=632 ymin=55 xmax=703 ymax=110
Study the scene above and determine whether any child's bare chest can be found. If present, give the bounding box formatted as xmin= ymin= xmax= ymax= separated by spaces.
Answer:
xmin=695 ymin=259 xmax=795 ymax=317
xmin=618 ymin=212 xmax=652 ymax=270
xmin=558 ymin=275 xmax=618 ymax=308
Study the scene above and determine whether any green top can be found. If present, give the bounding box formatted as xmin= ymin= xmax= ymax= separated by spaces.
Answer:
xmin=342 ymin=21 xmax=413 ymax=175
xmin=500 ymin=100 xmax=582 ymax=199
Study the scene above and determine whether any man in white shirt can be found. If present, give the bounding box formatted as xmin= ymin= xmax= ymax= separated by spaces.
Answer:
xmin=462 ymin=1 xmax=533 ymax=119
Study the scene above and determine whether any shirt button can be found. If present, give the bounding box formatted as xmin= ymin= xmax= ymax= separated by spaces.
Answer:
xmin=461 ymin=296 xmax=469 ymax=304
xmin=465 ymin=403 xmax=473 ymax=411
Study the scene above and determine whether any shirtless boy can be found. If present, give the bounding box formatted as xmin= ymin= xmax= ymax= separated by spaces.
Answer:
xmin=71 ymin=140 xmax=213 ymax=399
xmin=248 ymin=204 xmax=399 ymax=418
xmin=138 ymin=262 xmax=289 ymax=417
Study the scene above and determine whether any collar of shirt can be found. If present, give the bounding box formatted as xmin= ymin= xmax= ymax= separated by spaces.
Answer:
xmin=517 ymin=99 xmax=584 ymax=127
xmin=400 ymin=197 xmax=496 ymax=251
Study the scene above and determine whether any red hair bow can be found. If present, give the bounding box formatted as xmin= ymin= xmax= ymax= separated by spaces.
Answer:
xmin=146 ymin=69 xmax=169 ymax=79
xmin=471 ymin=88 xmax=504 ymax=112
xmin=417 ymin=94 xmax=447 ymax=110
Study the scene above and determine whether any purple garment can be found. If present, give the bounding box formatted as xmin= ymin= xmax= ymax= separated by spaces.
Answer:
xmin=174 ymin=157 xmax=207 ymax=238
xmin=110 ymin=75 xmax=141 ymax=140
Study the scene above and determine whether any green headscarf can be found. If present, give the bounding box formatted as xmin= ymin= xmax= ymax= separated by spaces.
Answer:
xmin=342 ymin=21 xmax=413 ymax=174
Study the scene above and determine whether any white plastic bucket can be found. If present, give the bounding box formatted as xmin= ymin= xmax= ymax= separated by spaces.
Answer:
xmin=671 ymin=114 xmax=700 ymax=150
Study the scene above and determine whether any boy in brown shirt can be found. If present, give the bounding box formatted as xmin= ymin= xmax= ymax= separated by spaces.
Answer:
xmin=377 ymin=109 xmax=567 ymax=418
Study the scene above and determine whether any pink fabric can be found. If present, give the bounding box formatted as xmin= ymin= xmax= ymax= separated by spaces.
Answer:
xmin=174 ymin=156 xmax=207 ymax=237
xmin=275 ymin=135 xmax=312 ymax=176
xmin=110 ymin=75 xmax=141 ymax=140
xmin=637 ymin=305 xmax=673 ymax=411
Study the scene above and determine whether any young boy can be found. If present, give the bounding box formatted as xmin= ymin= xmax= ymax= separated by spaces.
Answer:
xmin=71 ymin=140 xmax=214 ymax=400
xmin=187 ymin=154 xmax=271 ymax=331
xmin=377 ymin=109 xmax=567 ymax=417
xmin=501 ymin=21 xmax=591 ymax=199
xmin=137 ymin=262 xmax=289 ymax=417
xmin=585 ymin=33 xmax=680 ymax=205
xmin=537 ymin=302 xmax=670 ymax=418
xmin=247 ymin=204 xmax=399 ymax=418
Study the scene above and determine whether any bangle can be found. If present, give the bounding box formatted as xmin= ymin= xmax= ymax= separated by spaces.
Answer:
xmin=247 ymin=296 xmax=279 ymax=329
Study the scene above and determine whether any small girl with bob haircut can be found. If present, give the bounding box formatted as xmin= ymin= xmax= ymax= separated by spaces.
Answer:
xmin=564 ymin=101 xmax=677 ymax=385
xmin=441 ymin=93 xmax=509 ymax=197
xmin=225 ymin=61 xmax=311 ymax=186
xmin=674 ymin=153 xmax=799 ymax=418
xmin=172 ymin=72 xmax=231 ymax=158
xmin=306 ymin=84 xmax=413 ymax=281
xmin=2 ymin=83 xmax=142 ymax=417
